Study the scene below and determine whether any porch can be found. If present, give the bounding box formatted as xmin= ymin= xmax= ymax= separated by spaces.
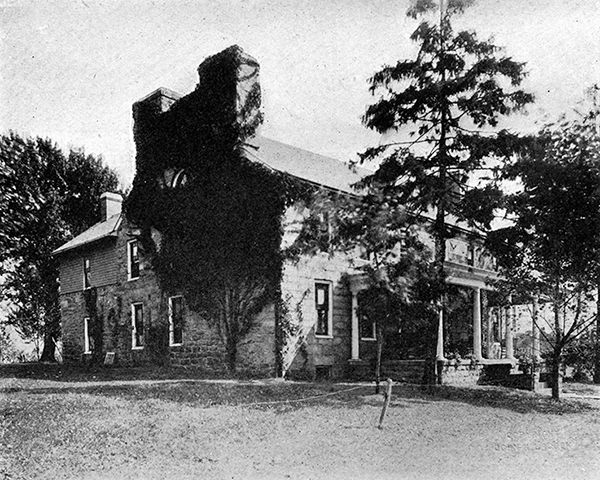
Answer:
xmin=346 ymin=259 xmax=533 ymax=385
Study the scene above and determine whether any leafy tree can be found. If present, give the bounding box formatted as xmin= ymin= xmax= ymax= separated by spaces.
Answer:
xmin=564 ymin=331 xmax=595 ymax=382
xmin=290 ymin=187 xmax=438 ymax=390
xmin=357 ymin=0 xmax=533 ymax=381
xmin=0 ymin=133 xmax=120 ymax=362
xmin=487 ymin=106 xmax=600 ymax=399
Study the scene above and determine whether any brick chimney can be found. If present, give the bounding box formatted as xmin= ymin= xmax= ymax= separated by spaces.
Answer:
xmin=100 ymin=192 xmax=123 ymax=221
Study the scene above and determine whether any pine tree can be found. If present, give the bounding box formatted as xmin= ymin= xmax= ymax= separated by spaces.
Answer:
xmin=359 ymin=0 xmax=533 ymax=381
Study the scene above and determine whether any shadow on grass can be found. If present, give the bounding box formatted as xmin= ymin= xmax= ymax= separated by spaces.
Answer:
xmin=2 ymin=366 xmax=596 ymax=415
xmin=3 ymin=380 xmax=596 ymax=415
xmin=0 ymin=362 xmax=233 ymax=383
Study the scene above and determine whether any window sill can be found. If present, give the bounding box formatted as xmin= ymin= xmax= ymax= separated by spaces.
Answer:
xmin=361 ymin=337 xmax=377 ymax=342
xmin=131 ymin=346 xmax=144 ymax=350
xmin=127 ymin=277 xmax=140 ymax=282
xmin=315 ymin=334 xmax=333 ymax=339
xmin=170 ymin=343 xmax=183 ymax=348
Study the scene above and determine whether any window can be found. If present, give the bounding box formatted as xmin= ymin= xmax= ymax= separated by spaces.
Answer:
xmin=360 ymin=310 xmax=376 ymax=341
xmin=160 ymin=168 xmax=188 ymax=189
xmin=83 ymin=317 xmax=91 ymax=354
xmin=169 ymin=296 xmax=184 ymax=346
xmin=171 ymin=170 xmax=188 ymax=188
xmin=315 ymin=282 xmax=332 ymax=337
xmin=131 ymin=303 xmax=144 ymax=349
xmin=127 ymin=240 xmax=140 ymax=280
xmin=83 ymin=257 xmax=91 ymax=289
xmin=317 ymin=212 xmax=331 ymax=250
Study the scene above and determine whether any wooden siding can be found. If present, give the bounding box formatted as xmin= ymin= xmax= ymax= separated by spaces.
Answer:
xmin=59 ymin=240 xmax=118 ymax=294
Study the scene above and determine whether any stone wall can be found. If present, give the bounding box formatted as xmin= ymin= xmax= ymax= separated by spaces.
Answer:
xmin=281 ymin=252 xmax=354 ymax=380
xmin=61 ymin=220 xmax=277 ymax=375
xmin=439 ymin=361 xmax=483 ymax=386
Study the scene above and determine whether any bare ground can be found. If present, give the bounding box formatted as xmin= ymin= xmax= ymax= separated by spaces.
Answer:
xmin=1 ymin=365 xmax=599 ymax=480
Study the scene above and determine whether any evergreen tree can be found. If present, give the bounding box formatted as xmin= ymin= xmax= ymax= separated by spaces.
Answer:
xmin=358 ymin=0 xmax=533 ymax=381
xmin=0 ymin=133 xmax=120 ymax=361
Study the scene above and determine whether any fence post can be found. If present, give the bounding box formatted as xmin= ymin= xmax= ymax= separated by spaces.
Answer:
xmin=378 ymin=378 xmax=393 ymax=430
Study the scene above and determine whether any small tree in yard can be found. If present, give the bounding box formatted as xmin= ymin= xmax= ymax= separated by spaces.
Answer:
xmin=487 ymin=106 xmax=600 ymax=400
xmin=291 ymin=187 xmax=438 ymax=391
xmin=0 ymin=133 xmax=120 ymax=362
xmin=358 ymin=0 xmax=533 ymax=382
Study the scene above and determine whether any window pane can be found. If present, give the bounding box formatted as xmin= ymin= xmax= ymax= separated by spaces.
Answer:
xmin=133 ymin=304 xmax=144 ymax=347
xmin=315 ymin=283 xmax=330 ymax=336
xmin=129 ymin=241 xmax=140 ymax=279
xmin=171 ymin=297 xmax=183 ymax=345
xmin=84 ymin=318 xmax=90 ymax=353
xmin=360 ymin=312 xmax=376 ymax=339
xmin=83 ymin=258 xmax=91 ymax=289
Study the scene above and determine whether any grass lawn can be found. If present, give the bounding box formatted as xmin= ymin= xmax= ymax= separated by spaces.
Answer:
xmin=1 ymin=364 xmax=600 ymax=480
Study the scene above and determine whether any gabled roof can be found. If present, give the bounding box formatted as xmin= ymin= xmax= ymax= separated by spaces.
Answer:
xmin=53 ymin=213 xmax=122 ymax=255
xmin=244 ymin=136 xmax=370 ymax=193
xmin=53 ymin=137 xmax=368 ymax=256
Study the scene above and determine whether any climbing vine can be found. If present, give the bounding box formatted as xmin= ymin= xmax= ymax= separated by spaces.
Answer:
xmin=83 ymin=286 xmax=103 ymax=363
xmin=125 ymin=46 xmax=308 ymax=372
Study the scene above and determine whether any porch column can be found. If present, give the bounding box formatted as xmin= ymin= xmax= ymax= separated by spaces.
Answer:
xmin=436 ymin=307 xmax=445 ymax=361
xmin=532 ymin=296 xmax=541 ymax=362
xmin=486 ymin=306 xmax=495 ymax=358
xmin=472 ymin=287 xmax=483 ymax=361
xmin=350 ymin=290 xmax=360 ymax=360
xmin=505 ymin=303 xmax=514 ymax=360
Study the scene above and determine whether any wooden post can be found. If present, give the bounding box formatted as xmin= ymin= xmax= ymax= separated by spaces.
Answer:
xmin=378 ymin=378 xmax=393 ymax=430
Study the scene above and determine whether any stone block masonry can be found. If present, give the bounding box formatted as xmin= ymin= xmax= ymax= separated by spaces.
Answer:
xmin=281 ymin=252 xmax=354 ymax=380
xmin=60 ymin=216 xmax=277 ymax=375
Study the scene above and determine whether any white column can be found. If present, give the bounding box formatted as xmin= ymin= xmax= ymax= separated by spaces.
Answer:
xmin=505 ymin=303 xmax=514 ymax=360
xmin=350 ymin=291 xmax=360 ymax=360
xmin=532 ymin=296 xmax=541 ymax=362
xmin=472 ymin=287 xmax=483 ymax=361
xmin=486 ymin=306 xmax=494 ymax=358
xmin=436 ymin=307 xmax=445 ymax=361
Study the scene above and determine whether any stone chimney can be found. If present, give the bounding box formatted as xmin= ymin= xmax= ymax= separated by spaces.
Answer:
xmin=100 ymin=192 xmax=123 ymax=221
xmin=196 ymin=45 xmax=263 ymax=135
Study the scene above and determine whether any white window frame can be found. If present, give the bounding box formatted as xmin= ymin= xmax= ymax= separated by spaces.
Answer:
xmin=83 ymin=317 xmax=91 ymax=354
xmin=83 ymin=257 xmax=91 ymax=289
xmin=127 ymin=240 xmax=140 ymax=281
xmin=314 ymin=281 xmax=333 ymax=338
xmin=168 ymin=296 xmax=184 ymax=347
xmin=131 ymin=303 xmax=144 ymax=350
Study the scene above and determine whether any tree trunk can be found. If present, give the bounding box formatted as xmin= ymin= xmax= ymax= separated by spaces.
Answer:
xmin=552 ymin=296 xmax=562 ymax=400
xmin=226 ymin=339 xmax=237 ymax=374
xmin=274 ymin=286 xmax=284 ymax=378
xmin=594 ymin=282 xmax=600 ymax=383
xmin=375 ymin=324 xmax=384 ymax=394
xmin=551 ymin=349 xmax=562 ymax=400
xmin=39 ymin=331 xmax=57 ymax=363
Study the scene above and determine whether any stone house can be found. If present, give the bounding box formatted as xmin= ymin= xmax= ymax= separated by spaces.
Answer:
xmin=54 ymin=46 xmax=517 ymax=383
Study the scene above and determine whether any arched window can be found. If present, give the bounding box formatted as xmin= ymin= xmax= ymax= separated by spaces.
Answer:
xmin=171 ymin=170 xmax=188 ymax=188
xmin=159 ymin=168 xmax=188 ymax=188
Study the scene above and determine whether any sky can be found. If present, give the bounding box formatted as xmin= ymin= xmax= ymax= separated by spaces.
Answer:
xmin=1 ymin=0 xmax=598 ymax=187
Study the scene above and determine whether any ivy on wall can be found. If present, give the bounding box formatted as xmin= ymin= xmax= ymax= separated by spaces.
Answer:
xmin=125 ymin=46 xmax=307 ymax=373
xmin=83 ymin=286 xmax=103 ymax=362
